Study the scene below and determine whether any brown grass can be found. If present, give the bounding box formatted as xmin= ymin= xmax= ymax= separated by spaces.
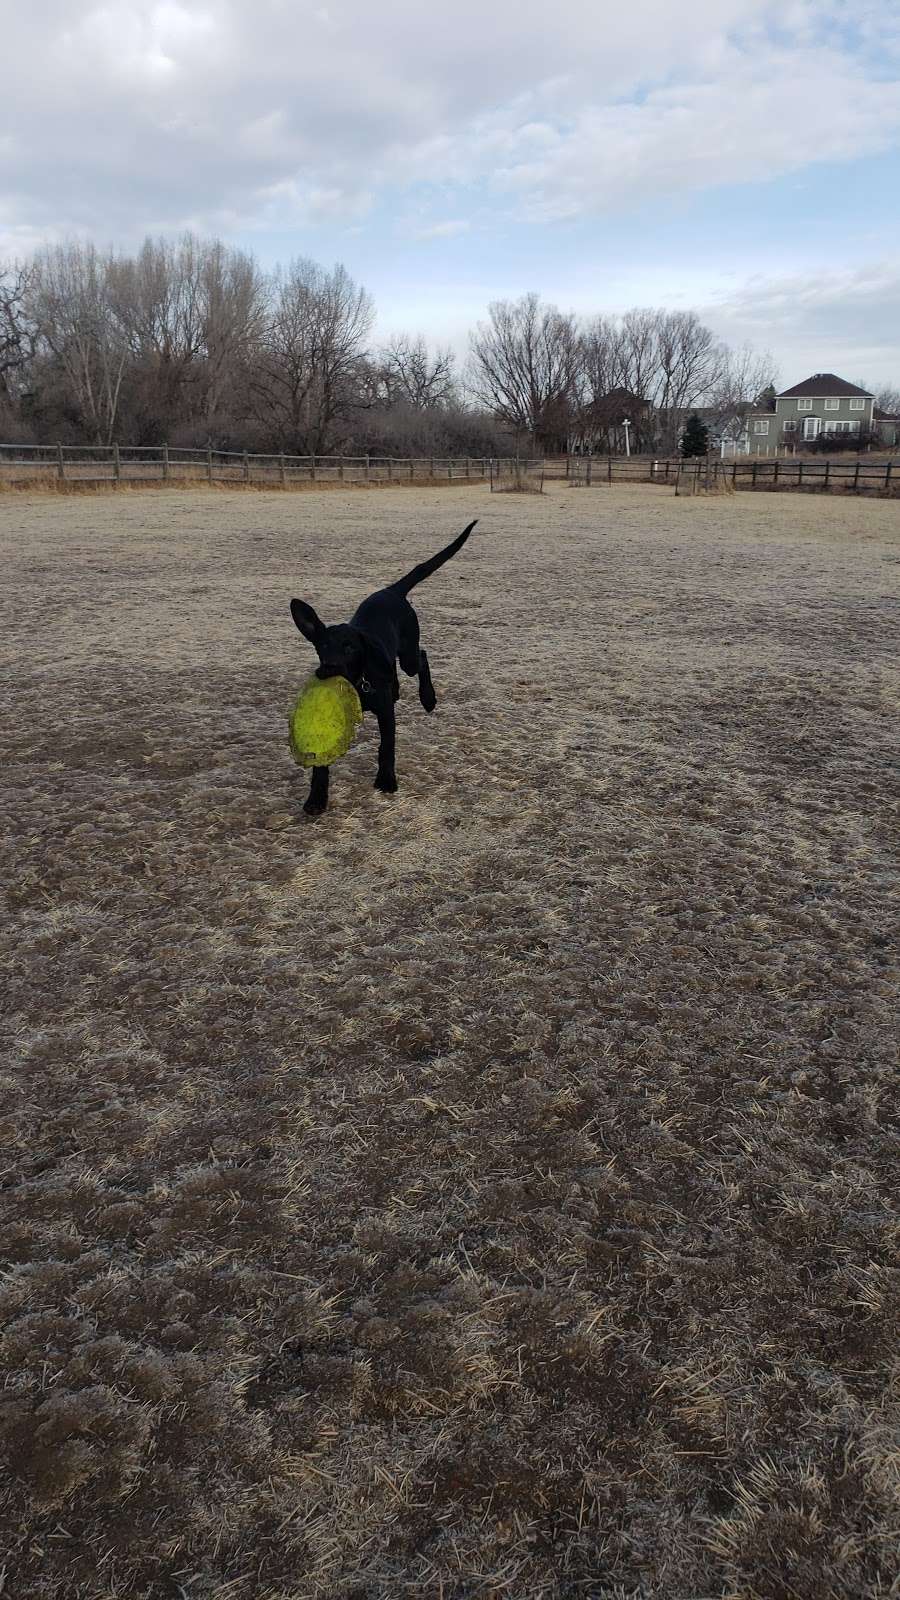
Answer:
xmin=2 ymin=485 xmax=898 ymax=1598
xmin=0 ymin=473 xmax=477 ymax=498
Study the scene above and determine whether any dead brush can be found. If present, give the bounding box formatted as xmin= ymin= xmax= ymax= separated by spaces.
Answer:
xmin=490 ymin=460 xmax=545 ymax=493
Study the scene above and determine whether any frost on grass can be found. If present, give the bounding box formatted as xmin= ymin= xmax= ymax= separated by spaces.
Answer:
xmin=1 ymin=486 xmax=898 ymax=1597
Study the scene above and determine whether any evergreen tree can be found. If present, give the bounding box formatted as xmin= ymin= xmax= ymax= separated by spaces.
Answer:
xmin=680 ymin=412 xmax=709 ymax=458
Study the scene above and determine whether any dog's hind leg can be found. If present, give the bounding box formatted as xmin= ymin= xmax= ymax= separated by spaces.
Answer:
xmin=417 ymin=648 xmax=436 ymax=712
xmin=398 ymin=609 xmax=436 ymax=713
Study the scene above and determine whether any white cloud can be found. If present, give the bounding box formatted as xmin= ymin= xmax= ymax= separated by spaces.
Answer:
xmin=1 ymin=1 xmax=898 ymax=250
xmin=412 ymin=220 xmax=471 ymax=241
xmin=704 ymin=264 xmax=900 ymax=387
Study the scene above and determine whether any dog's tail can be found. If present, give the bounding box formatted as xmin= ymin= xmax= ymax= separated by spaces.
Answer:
xmin=391 ymin=521 xmax=477 ymax=597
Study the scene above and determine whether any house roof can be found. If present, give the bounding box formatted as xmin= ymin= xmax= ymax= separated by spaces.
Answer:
xmin=599 ymin=387 xmax=649 ymax=409
xmin=778 ymin=374 xmax=873 ymax=399
xmin=874 ymin=406 xmax=900 ymax=421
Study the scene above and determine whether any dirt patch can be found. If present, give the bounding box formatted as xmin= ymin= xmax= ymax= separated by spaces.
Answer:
xmin=2 ymin=486 xmax=898 ymax=1597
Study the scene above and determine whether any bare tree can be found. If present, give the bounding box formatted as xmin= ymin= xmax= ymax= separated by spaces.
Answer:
xmin=707 ymin=345 xmax=779 ymax=449
xmin=577 ymin=314 xmax=661 ymax=452
xmin=98 ymin=234 xmax=269 ymax=441
xmin=865 ymin=383 xmax=900 ymax=414
xmin=106 ymin=235 xmax=208 ymax=435
xmin=250 ymin=259 xmax=373 ymax=453
xmin=198 ymin=241 xmax=267 ymax=427
xmin=30 ymin=243 xmax=129 ymax=443
xmin=377 ymin=335 xmax=456 ymax=410
xmin=653 ymin=312 xmax=728 ymax=451
xmin=575 ymin=308 xmax=758 ymax=454
xmin=0 ymin=261 xmax=37 ymax=408
xmin=616 ymin=310 xmax=661 ymax=409
xmin=468 ymin=294 xmax=582 ymax=451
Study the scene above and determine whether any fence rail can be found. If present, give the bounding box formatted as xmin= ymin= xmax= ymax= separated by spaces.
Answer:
xmin=0 ymin=444 xmax=497 ymax=487
xmin=1 ymin=445 xmax=896 ymax=495
xmin=551 ymin=454 xmax=898 ymax=494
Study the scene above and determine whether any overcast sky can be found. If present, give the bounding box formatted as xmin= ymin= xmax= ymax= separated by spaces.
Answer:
xmin=2 ymin=1 xmax=900 ymax=385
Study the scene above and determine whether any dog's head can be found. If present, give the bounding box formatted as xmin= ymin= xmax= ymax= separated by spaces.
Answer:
xmin=290 ymin=599 xmax=367 ymax=685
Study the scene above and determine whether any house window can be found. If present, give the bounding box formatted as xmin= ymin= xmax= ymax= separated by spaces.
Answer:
xmin=824 ymin=399 xmax=840 ymax=411
xmin=850 ymin=398 xmax=865 ymax=411
xmin=754 ymin=420 xmax=769 ymax=435
xmin=783 ymin=419 xmax=796 ymax=432
xmin=797 ymin=398 xmax=813 ymax=411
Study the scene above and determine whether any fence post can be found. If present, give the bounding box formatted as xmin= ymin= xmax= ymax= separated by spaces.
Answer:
xmin=465 ymin=456 xmax=471 ymax=479
xmin=773 ymin=458 xmax=779 ymax=486
xmin=733 ymin=460 xmax=737 ymax=487
xmin=607 ymin=456 xmax=612 ymax=484
xmin=387 ymin=456 xmax=393 ymax=483
xmin=309 ymin=453 xmax=315 ymax=482
xmin=113 ymin=443 xmax=120 ymax=484
xmin=886 ymin=461 xmax=893 ymax=492
xmin=448 ymin=459 xmax=452 ymax=481
xmin=798 ymin=460 xmax=803 ymax=488
xmin=163 ymin=442 xmax=169 ymax=482
xmin=207 ymin=446 xmax=213 ymax=485
xmin=429 ymin=455 xmax=434 ymax=479
xmin=338 ymin=455 xmax=344 ymax=482
xmin=409 ymin=458 xmax=414 ymax=482
xmin=752 ymin=459 xmax=757 ymax=487
xmin=365 ymin=454 xmax=370 ymax=483
xmin=586 ymin=456 xmax=592 ymax=487
xmin=853 ymin=459 xmax=861 ymax=492
xmin=279 ymin=451 xmax=285 ymax=487
xmin=243 ymin=449 xmax=250 ymax=484
xmin=57 ymin=443 xmax=65 ymax=482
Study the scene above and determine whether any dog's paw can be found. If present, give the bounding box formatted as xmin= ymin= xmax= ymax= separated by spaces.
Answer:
xmin=303 ymin=797 xmax=328 ymax=816
xmin=419 ymin=685 xmax=437 ymax=712
xmin=374 ymin=772 xmax=398 ymax=794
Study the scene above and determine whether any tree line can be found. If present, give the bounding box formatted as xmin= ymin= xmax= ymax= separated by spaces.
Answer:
xmin=3 ymin=233 xmax=886 ymax=459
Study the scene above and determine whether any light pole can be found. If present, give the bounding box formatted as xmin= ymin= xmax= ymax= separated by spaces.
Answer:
xmin=622 ymin=417 xmax=632 ymax=457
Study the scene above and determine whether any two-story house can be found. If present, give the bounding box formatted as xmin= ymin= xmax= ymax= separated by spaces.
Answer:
xmin=744 ymin=375 xmax=875 ymax=454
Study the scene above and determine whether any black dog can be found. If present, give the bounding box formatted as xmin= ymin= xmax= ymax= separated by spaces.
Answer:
xmin=290 ymin=520 xmax=476 ymax=814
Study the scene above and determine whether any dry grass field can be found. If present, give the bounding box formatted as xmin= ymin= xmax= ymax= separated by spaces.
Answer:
xmin=1 ymin=483 xmax=898 ymax=1599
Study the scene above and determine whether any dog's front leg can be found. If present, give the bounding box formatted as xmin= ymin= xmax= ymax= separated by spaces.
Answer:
xmin=304 ymin=764 xmax=330 ymax=815
xmin=373 ymin=693 xmax=398 ymax=794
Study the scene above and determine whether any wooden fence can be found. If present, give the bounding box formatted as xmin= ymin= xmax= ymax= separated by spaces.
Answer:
xmin=0 ymin=443 xmax=496 ymax=487
xmin=1 ymin=444 xmax=896 ymax=496
xmin=551 ymin=454 xmax=898 ymax=495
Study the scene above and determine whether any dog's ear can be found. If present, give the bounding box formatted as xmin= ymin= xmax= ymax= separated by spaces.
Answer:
xmin=290 ymin=598 xmax=324 ymax=644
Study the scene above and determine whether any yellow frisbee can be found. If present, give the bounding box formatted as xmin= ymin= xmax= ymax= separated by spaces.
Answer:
xmin=288 ymin=674 xmax=363 ymax=768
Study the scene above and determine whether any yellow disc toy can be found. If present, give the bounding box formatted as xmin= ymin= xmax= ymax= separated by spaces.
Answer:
xmin=288 ymin=674 xmax=363 ymax=768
